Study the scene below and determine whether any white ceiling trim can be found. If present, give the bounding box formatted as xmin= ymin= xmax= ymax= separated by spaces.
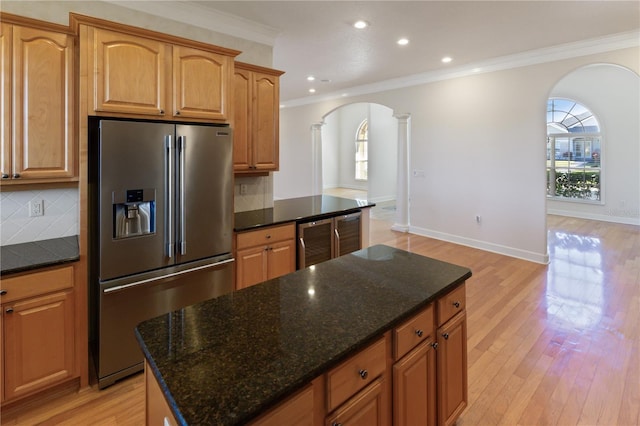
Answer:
xmin=282 ymin=30 xmax=640 ymax=108
xmin=101 ymin=0 xmax=280 ymax=45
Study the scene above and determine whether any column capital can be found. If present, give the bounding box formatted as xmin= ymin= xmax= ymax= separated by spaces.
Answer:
xmin=393 ymin=113 xmax=411 ymax=121
xmin=310 ymin=121 xmax=325 ymax=130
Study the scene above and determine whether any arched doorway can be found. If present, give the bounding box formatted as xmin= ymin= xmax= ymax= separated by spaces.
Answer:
xmin=321 ymin=103 xmax=397 ymax=203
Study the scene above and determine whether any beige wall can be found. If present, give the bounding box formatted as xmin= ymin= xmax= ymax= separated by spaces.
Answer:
xmin=276 ymin=47 xmax=640 ymax=263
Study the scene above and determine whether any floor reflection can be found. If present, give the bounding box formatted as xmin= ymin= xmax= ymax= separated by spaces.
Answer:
xmin=546 ymin=230 xmax=604 ymax=330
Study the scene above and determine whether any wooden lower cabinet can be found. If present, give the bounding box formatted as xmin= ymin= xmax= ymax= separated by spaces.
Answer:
xmin=436 ymin=310 xmax=468 ymax=426
xmin=235 ymin=223 xmax=296 ymax=290
xmin=393 ymin=340 xmax=437 ymax=426
xmin=145 ymin=361 xmax=178 ymax=426
xmin=327 ymin=377 xmax=389 ymax=426
xmin=0 ymin=265 xmax=78 ymax=405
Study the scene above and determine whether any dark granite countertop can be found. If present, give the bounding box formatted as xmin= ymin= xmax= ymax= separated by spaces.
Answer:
xmin=136 ymin=244 xmax=472 ymax=426
xmin=234 ymin=195 xmax=375 ymax=232
xmin=0 ymin=236 xmax=79 ymax=276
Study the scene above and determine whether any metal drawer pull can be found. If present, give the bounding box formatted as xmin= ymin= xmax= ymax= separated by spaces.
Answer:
xmin=415 ymin=329 xmax=424 ymax=337
xmin=6 ymin=307 xmax=14 ymax=314
xmin=0 ymin=290 xmax=6 ymax=295
xmin=443 ymin=332 xmax=450 ymax=340
xmin=432 ymin=342 xmax=438 ymax=350
xmin=453 ymin=301 xmax=461 ymax=308
xmin=358 ymin=369 xmax=368 ymax=380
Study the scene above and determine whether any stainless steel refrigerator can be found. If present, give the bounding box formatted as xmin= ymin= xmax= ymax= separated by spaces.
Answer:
xmin=88 ymin=118 xmax=234 ymax=388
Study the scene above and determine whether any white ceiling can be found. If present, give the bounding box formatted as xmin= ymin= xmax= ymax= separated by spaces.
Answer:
xmin=131 ymin=1 xmax=640 ymax=104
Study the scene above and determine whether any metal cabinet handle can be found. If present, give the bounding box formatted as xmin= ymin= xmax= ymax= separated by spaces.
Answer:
xmin=0 ymin=290 xmax=6 ymax=296
xmin=266 ymin=235 xmax=271 ymax=239
xmin=12 ymin=173 xmax=20 ymax=179
xmin=175 ymin=110 xmax=180 ymax=115
xmin=432 ymin=342 xmax=438 ymax=350
xmin=6 ymin=307 xmax=14 ymax=314
xmin=159 ymin=109 xmax=165 ymax=115
xmin=415 ymin=329 xmax=424 ymax=338
xmin=358 ymin=369 xmax=368 ymax=380
xmin=443 ymin=332 xmax=450 ymax=340
xmin=1 ymin=173 xmax=8 ymax=179
xmin=453 ymin=301 xmax=461 ymax=308
xmin=332 ymin=423 xmax=343 ymax=426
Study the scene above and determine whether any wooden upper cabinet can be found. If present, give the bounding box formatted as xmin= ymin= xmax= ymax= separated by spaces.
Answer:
xmin=1 ymin=21 xmax=75 ymax=183
xmin=233 ymin=62 xmax=284 ymax=173
xmin=233 ymin=68 xmax=251 ymax=170
xmin=79 ymin=16 xmax=239 ymax=123
xmin=90 ymin=27 xmax=169 ymax=117
xmin=1 ymin=23 xmax=11 ymax=182
xmin=173 ymin=46 xmax=231 ymax=121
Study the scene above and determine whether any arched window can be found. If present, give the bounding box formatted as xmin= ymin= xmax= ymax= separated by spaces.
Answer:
xmin=355 ymin=119 xmax=368 ymax=181
xmin=547 ymin=99 xmax=601 ymax=202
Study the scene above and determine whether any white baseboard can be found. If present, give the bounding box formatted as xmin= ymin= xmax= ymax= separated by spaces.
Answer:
xmin=408 ymin=226 xmax=550 ymax=264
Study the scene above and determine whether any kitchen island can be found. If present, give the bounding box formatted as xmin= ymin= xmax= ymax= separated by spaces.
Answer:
xmin=136 ymin=245 xmax=472 ymax=425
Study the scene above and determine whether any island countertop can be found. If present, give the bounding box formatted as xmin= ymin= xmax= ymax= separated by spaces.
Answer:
xmin=135 ymin=244 xmax=472 ymax=425
xmin=234 ymin=194 xmax=375 ymax=232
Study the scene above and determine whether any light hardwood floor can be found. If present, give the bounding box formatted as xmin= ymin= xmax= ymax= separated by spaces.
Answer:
xmin=2 ymin=215 xmax=638 ymax=425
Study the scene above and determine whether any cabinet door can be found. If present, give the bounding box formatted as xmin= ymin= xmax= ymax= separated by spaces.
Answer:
xmin=393 ymin=340 xmax=436 ymax=426
xmin=173 ymin=46 xmax=230 ymax=121
xmin=326 ymin=377 xmax=389 ymax=426
xmin=233 ymin=68 xmax=252 ymax=171
xmin=92 ymin=28 xmax=168 ymax=117
xmin=11 ymin=26 xmax=74 ymax=181
xmin=436 ymin=311 xmax=467 ymax=426
xmin=236 ymin=245 xmax=268 ymax=290
xmin=267 ymin=239 xmax=296 ymax=281
xmin=252 ymin=72 xmax=279 ymax=171
xmin=3 ymin=290 xmax=74 ymax=400
xmin=0 ymin=23 xmax=10 ymax=181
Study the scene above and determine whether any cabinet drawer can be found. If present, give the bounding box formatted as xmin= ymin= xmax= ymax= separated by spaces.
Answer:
xmin=394 ymin=304 xmax=434 ymax=361
xmin=437 ymin=284 xmax=466 ymax=326
xmin=0 ymin=265 xmax=74 ymax=304
xmin=236 ymin=223 xmax=295 ymax=249
xmin=326 ymin=336 xmax=386 ymax=412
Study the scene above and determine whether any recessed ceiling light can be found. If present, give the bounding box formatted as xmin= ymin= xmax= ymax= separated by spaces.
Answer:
xmin=397 ymin=38 xmax=409 ymax=46
xmin=442 ymin=56 xmax=453 ymax=63
xmin=309 ymin=88 xmax=316 ymax=93
xmin=472 ymin=68 xmax=481 ymax=73
xmin=320 ymin=79 xmax=331 ymax=83
xmin=307 ymin=76 xmax=315 ymax=81
xmin=354 ymin=20 xmax=368 ymax=29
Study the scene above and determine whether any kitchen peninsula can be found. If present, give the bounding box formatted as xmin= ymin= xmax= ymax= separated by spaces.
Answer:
xmin=136 ymin=245 xmax=472 ymax=426
xmin=234 ymin=194 xmax=375 ymax=231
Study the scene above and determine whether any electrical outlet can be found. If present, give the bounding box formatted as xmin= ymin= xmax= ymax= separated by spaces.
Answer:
xmin=29 ymin=200 xmax=44 ymax=217
xmin=240 ymin=184 xmax=248 ymax=195
xmin=413 ymin=170 xmax=425 ymax=178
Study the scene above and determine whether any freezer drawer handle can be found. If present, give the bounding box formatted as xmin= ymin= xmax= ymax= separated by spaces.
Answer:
xmin=103 ymin=258 xmax=235 ymax=294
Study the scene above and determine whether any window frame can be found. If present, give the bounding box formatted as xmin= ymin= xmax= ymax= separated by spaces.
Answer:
xmin=547 ymin=99 xmax=603 ymax=205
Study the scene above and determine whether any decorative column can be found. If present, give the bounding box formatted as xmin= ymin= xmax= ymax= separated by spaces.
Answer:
xmin=392 ymin=113 xmax=410 ymax=232
xmin=311 ymin=122 xmax=325 ymax=196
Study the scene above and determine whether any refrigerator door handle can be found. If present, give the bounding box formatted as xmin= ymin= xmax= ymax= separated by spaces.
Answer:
xmin=103 ymin=258 xmax=235 ymax=294
xmin=179 ymin=136 xmax=187 ymax=255
xmin=166 ymin=135 xmax=175 ymax=258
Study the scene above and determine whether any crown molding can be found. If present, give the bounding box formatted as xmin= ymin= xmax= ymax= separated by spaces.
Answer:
xmin=282 ymin=30 xmax=640 ymax=108
xmin=100 ymin=0 xmax=280 ymax=46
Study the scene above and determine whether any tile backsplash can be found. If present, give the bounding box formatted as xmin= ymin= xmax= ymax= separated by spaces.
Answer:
xmin=234 ymin=175 xmax=274 ymax=212
xmin=1 ymin=188 xmax=79 ymax=246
